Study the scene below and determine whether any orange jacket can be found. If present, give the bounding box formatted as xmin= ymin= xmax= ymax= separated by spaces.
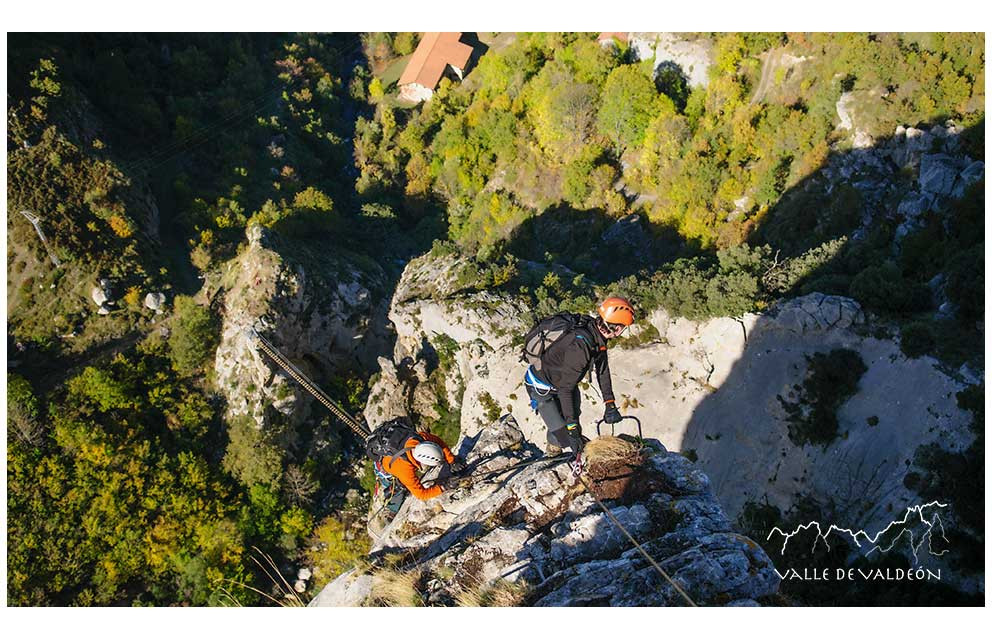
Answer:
xmin=381 ymin=432 xmax=456 ymax=500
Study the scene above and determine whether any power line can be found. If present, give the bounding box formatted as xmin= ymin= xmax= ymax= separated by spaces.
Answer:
xmin=125 ymin=85 xmax=285 ymax=173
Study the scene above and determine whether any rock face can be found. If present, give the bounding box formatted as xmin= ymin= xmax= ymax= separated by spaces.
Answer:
xmin=810 ymin=118 xmax=981 ymax=243
xmin=214 ymin=224 xmax=389 ymax=429
xmin=627 ymin=33 xmax=713 ymax=88
xmin=310 ymin=418 xmax=779 ymax=606
xmin=362 ymin=250 xmax=979 ymax=567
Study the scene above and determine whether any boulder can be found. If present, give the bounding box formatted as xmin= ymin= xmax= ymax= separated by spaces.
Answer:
xmin=91 ymin=286 xmax=108 ymax=307
xmin=951 ymin=160 xmax=984 ymax=198
xmin=896 ymin=191 xmax=935 ymax=219
xmin=144 ymin=292 xmax=166 ymax=313
xmin=601 ymin=213 xmax=652 ymax=260
xmin=890 ymin=126 xmax=933 ymax=170
xmin=852 ymin=129 xmax=874 ymax=149
xmin=770 ymin=293 xmax=865 ymax=335
xmin=919 ymin=153 xmax=967 ymax=196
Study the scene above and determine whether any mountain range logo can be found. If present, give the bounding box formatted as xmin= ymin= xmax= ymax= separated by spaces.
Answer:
xmin=767 ymin=501 xmax=950 ymax=564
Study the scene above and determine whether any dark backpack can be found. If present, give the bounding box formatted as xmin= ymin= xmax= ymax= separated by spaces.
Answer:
xmin=520 ymin=312 xmax=592 ymax=372
xmin=365 ymin=418 xmax=423 ymax=467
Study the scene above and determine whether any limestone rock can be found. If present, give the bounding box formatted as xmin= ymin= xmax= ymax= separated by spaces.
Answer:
xmin=350 ymin=247 xmax=979 ymax=599
xmin=91 ymin=286 xmax=108 ymax=307
xmin=769 ymin=293 xmax=864 ymax=335
xmin=144 ymin=292 xmax=166 ymax=313
xmin=363 ymin=356 xmax=411 ymax=428
xmin=952 ymin=160 xmax=984 ymax=198
xmin=601 ymin=213 xmax=652 ymax=261
xmin=852 ymin=129 xmax=874 ymax=149
xmin=652 ymin=33 xmax=713 ymax=88
xmin=214 ymin=225 xmax=388 ymax=429
xmin=919 ymin=153 xmax=968 ymax=196
xmin=311 ymin=418 xmax=778 ymax=606
xmin=897 ymin=191 xmax=935 ymax=219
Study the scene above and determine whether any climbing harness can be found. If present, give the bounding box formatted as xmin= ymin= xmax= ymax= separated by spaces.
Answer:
xmin=250 ymin=327 xmax=370 ymax=440
xmin=525 ymin=366 xmax=554 ymax=395
xmin=574 ymin=471 xmax=698 ymax=607
xmin=595 ymin=415 xmax=643 ymax=439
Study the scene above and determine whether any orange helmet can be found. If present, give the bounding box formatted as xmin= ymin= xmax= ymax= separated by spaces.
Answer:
xmin=597 ymin=296 xmax=635 ymax=326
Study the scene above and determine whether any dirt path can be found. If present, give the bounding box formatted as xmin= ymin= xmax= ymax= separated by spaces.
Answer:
xmin=750 ymin=48 xmax=784 ymax=105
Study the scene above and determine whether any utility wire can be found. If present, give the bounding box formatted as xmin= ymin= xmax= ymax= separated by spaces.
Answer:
xmin=126 ymin=86 xmax=284 ymax=174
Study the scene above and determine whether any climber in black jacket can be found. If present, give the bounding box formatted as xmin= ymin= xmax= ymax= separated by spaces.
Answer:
xmin=523 ymin=297 xmax=635 ymax=457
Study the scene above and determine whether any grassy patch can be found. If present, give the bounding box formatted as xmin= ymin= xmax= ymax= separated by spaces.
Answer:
xmin=479 ymin=391 xmax=500 ymax=422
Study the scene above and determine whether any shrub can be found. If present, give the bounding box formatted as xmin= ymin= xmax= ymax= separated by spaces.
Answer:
xmin=307 ymin=515 xmax=370 ymax=589
xmin=222 ymin=417 xmax=283 ymax=488
xmin=900 ymin=321 xmax=936 ymax=358
xmin=393 ymin=32 xmax=419 ymax=56
xmin=123 ymin=285 xmax=142 ymax=309
xmin=849 ymin=261 xmax=931 ymax=315
xmin=7 ymin=374 xmax=44 ymax=446
xmin=479 ymin=391 xmax=500 ymax=422
xmin=781 ymin=348 xmax=867 ymax=446
xmin=944 ymin=244 xmax=984 ymax=324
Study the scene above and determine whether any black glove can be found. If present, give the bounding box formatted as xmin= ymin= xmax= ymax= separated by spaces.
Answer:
xmin=604 ymin=402 xmax=622 ymax=424
xmin=566 ymin=422 xmax=584 ymax=452
xmin=450 ymin=459 xmax=467 ymax=474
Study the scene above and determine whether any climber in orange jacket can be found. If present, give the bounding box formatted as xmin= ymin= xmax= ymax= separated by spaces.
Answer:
xmin=380 ymin=431 xmax=462 ymax=500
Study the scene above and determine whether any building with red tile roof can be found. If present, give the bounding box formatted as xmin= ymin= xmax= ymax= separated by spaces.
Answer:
xmin=398 ymin=32 xmax=475 ymax=102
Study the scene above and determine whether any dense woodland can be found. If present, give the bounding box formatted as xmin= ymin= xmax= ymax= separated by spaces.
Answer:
xmin=6 ymin=32 xmax=985 ymax=606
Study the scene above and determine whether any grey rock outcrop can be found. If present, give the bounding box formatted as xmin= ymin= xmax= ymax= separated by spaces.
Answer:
xmin=311 ymin=418 xmax=779 ymax=606
xmin=214 ymin=224 xmax=388 ymax=429
xmin=952 ymin=160 xmax=984 ymax=198
xmin=361 ymin=246 xmax=978 ymax=586
xmin=919 ymin=153 xmax=969 ymax=196
xmin=627 ymin=33 xmax=713 ymax=88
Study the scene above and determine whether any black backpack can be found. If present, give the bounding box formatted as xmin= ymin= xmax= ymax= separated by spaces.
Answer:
xmin=520 ymin=312 xmax=592 ymax=372
xmin=365 ymin=417 xmax=423 ymax=467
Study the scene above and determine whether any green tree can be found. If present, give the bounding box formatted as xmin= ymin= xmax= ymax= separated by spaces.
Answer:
xmin=168 ymin=296 xmax=218 ymax=377
xmin=393 ymin=32 xmax=419 ymax=56
xmin=7 ymin=373 xmax=43 ymax=447
xmin=597 ymin=65 xmax=662 ymax=151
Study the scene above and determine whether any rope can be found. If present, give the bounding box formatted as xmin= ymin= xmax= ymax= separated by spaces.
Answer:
xmin=575 ymin=472 xmax=698 ymax=607
xmin=251 ymin=327 xmax=370 ymax=440
xmin=457 ymin=453 xmax=573 ymax=485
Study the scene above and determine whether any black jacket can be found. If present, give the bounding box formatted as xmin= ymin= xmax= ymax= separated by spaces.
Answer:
xmin=533 ymin=315 xmax=616 ymax=423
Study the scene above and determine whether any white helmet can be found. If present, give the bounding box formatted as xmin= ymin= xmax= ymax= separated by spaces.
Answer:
xmin=412 ymin=441 xmax=445 ymax=467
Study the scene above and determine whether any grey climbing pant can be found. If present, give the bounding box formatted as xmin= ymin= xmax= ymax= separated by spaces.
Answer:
xmin=525 ymin=382 xmax=582 ymax=454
